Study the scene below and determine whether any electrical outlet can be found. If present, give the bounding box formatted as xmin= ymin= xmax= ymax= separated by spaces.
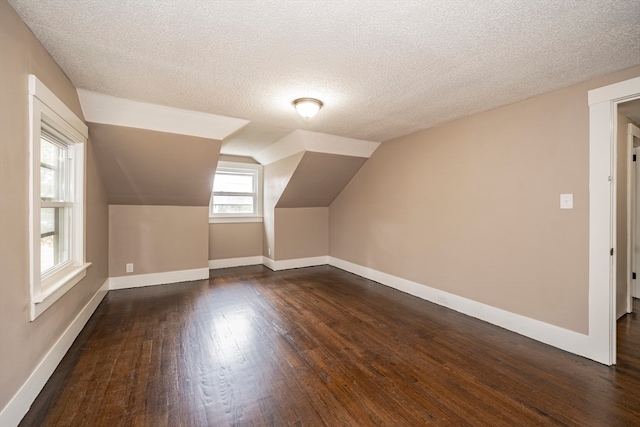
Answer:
xmin=126 ymin=263 xmax=134 ymax=273
xmin=437 ymin=294 xmax=448 ymax=305
xmin=268 ymin=247 xmax=272 ymax=256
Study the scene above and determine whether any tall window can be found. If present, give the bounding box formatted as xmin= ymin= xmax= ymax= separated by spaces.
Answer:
xmin=40 ymin=128 xmax=73 ymax=273
xmin=29 ymin=75 xmax=89 ymax=320
xmin=210 ymin=162 xmax=262 ymax=222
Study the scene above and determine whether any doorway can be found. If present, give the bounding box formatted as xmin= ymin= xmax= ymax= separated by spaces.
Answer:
xmin=621 ymin=98 xmax=640 ymax=309
xmin=633 ymin=140 xmax=640 ymax=301
xmin=617 ymin=102 xmax=640 ymax=320
xmin=588 ymin=77 xmax=640 ymax=366
xmin=624 ymin=114 xmax=640 ymax=314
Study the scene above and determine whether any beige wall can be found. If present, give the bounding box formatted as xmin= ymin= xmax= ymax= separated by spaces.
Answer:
xmin=277 ymin=153 xmax=367 ymax=208
xmin=218 ymin=154 xmax=260 ymax=164
xmin=330 ymin=66 xmax=640 ymax=335
xmin=263 ymin=152 xmax=304 ymax=259
xmin=109 ymin=205 xmax=208 ymax=277
xmin=208 ymin=155 xmax=263 ymax=262
xmin=209 ymin=222 xmax=263 ymax=260
xmin=0 ymin=0 xmax=109 ymax=412
xmin=262 ymin=151 xmax=366 ymax=262
xmin=90 ymin=124 xmax=221 ymax=206
xmin=275 ymin=208 xmax=329 ymax=260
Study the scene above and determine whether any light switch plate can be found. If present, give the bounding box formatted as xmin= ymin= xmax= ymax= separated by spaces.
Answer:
xmin=560 ymin=194 xmax=573 ymax=209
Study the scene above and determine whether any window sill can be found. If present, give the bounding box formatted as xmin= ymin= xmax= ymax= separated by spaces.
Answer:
xmin=31 ymin=262 xmax=91 ymax=320
xmin=209 ymin=216 xmax=263 ymax=224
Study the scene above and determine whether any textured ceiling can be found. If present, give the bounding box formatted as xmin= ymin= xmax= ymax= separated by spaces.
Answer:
xmin=8 ymin=0 xmax=640 ymax=153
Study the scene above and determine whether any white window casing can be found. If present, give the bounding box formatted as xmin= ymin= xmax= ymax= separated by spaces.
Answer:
xmin=29 ymin=75 xmax=90 ymax=320
xmin=209 ymin=161 xmax=263 ymax=223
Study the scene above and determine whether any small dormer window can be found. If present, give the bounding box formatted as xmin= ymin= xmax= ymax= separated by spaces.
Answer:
xmin=209 ymin=161 xmax=263 ymax=223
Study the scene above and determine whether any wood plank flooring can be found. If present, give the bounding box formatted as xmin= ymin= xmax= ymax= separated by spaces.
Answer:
xmin=19 ymin=265 xmax=640 ymax=426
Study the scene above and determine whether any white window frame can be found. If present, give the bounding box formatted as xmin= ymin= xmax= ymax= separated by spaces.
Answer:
xmin=209 ymin=161 xmax=263 ymax=223
xmin=29 ymin=75 xmax=90 ymax=320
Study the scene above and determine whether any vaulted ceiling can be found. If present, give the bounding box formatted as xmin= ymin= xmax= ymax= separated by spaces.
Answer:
xmin=8 ymin=0 xmax=640 ymax=157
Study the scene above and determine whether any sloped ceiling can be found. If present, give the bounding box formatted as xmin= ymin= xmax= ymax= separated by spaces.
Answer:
xmin=90 ymin=124 xmax=221 ymax=206
xmin=277 ymin=152 xmax=368 ymax=208
xmin=7 ymin=0 xmax=640 ymax=156
xmin=619 ymin=99 xmax=640 ymax=124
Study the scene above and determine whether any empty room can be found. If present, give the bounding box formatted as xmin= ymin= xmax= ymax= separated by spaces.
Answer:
xmin=1 ymin=1 xmax=640 ymax=426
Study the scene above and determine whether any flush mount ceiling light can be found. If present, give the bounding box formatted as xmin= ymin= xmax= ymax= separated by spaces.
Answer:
xmin=292 ymin=98 xmax=323 ymax=118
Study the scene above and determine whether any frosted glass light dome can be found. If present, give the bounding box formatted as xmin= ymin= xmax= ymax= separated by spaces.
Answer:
xmin=292 ymin=98 xmax=323 ymax=118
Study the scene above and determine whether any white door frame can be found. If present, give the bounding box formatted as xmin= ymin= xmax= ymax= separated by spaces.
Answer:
xmin=588 ymin=77 xmax=640 ymax=365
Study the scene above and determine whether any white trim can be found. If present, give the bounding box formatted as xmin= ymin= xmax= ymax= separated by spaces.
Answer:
xmin=108 ymin=267 xmax=209 ymax=290
xmin=254 ymin=129 xmax=380 ymax=165
xmin=29 ymin=76 xmax=88 ymax=139
xmin=588 ymin=77 xmax=640 ymax=365
xmin=76 ymin=89 xmax=249 ymax=141
xmin=264 ymin=256 xmax=330 ymax=271
xmin=262 ymin=257 xmax=276 ymax=271
xmin=588 ymin=99 xmax=617 ymax=364
xmin=588 ymin=77 xmax=640 ymax=105
xmin=0 ymin=279 xmax=109 ymax=427
xmin=209 ymin=256 xmax=264 ymax=269
xmin=29 ymin=75 xmax=88 ymax=321
xmin=328 ymin=257 xmax=591 ymax=360
xmin=209 ymin=216 xmax=263 ymax=224
xmin=32 ymin=263 xmax=91 ymax=319
xmin=210 ymin=161 xmax=263 ymax=220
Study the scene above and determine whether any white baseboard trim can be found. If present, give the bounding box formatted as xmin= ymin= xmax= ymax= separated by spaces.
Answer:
xmin=0 ymin=279 xmax=109 ymax=427
xmin=262 ymin=256 xmax=276 ymax=270
xmin=209 ymin=256 xmax=263 ymax=269
xmin=109 ymin=267 xmax=209 ymax=290
xmin=211 ymin=255 xmax=330 ymax=271
xmin=265 ymin=255 xmax=329 ymax=271
xmin=328 ymin=256 xmax=591 ymax=361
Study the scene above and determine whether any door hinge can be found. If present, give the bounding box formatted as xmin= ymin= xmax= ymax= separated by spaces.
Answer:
xmin=610 ymin=248 xmax=614 ymax=256
xmin=633 ymin=272 xmax=636 ymax=280
xmin=634 ymin=154 xmax=637 ymax=162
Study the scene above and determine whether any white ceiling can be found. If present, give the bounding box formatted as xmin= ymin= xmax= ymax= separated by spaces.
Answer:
xmin=8 ymin=0 xmax=640 ymax=156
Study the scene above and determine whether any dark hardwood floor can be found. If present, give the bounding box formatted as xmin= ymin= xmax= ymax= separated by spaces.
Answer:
xmin=19 ymin=266 xmax=640 ymax=426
